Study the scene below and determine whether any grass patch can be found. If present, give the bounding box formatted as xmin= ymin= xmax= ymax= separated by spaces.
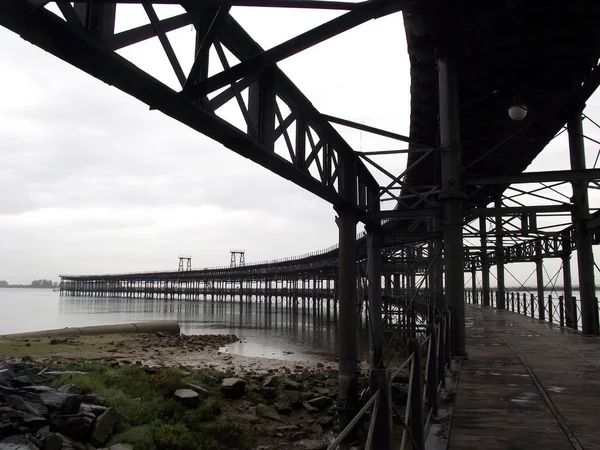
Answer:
xmin=53 ymin=364 xmax=249 ymax=450
xmin=242 ymin=391 xmax=264 ymax=404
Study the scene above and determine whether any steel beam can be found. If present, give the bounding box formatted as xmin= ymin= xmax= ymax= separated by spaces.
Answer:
xmin=438 ymin=53 xmax=465 ymax=356
xmin=465 ymin=168 xmax=600 ymax=186
xmin=568 ymin=113 xmax=598 ymax=334
xmin=469 ymin=204 xmax=572 ymax=216
xmin=182 ymin=0 xmax=404 ymax=99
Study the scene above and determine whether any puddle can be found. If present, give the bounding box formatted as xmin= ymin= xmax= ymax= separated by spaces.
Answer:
xmin=510 ymin=391 xmax=538 ymax=404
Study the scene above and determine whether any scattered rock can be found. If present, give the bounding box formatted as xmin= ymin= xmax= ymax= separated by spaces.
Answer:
xmin=183 ymin=382 xmax=209 ymax=398
xmin=307 ymin=396 xmax=333 ymax=410
xmin=298 ymin=439 xmax=327 ymax=450
xmin=302 ymin=401 xmax=318 ymax=414
xmin=90 ymin=408 xmax=121 ymax=446
xmin=45 ymin=432 xmax=86 ymax=450
xmin=227 ymin=413 xmax=259 ymax=424
xmin=50 ymin=412 xmax=95 ymax=442
xmin=79 ymin=404 xmax=108 ymax=417
xmin=39 ymin=392 xmax=81 ymax=417
xmin=81 ymin=394 xmax=105 ymax=406
xmin=58 ymin=384 xmax=82 ymax=395
xmin=255 ymin=404 xmax=282 ymax=422
xmin=317 ymin=416 xmax=334 ymax=428
xmin=221 ymin=378 xmax=245 ymax=398
xmin=174 ymin=389 xmax=200 ymax=408
xmin=10 ymin=376 xmax=32 ymax=388
xmin=281 ymin=379 xmax=301 ymax=391
xmin=263 ymin=376 xmax=278 ymax=388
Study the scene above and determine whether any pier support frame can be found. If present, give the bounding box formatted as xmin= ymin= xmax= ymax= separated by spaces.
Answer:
xmin=439 ymin=52 xmax=466 ymax=356
xmin=568 ymin=112 xmax=598 ymax=334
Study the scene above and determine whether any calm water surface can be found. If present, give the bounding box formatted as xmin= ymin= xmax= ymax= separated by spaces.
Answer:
xmin=0 ymin=288 xmax=369 ymax=362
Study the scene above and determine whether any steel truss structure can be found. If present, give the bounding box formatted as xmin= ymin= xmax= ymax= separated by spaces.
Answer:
xmin=5 ymin=2 xmax=600 ymax=449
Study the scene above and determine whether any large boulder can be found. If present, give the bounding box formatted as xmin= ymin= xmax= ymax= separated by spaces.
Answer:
xmin=39 ymin=392 xmax=81 ymax=417
xmin=51 ymin=412 xmax=95 ymax=442
xmin=90 ymin=408 xmax=121 ymax=447
xmin=44 ymin=432 xmax=86 ymax=450
xmin=174 ymin=389 xmax=200 ymax=408
xmin=220 ymin=378 xmax=245 ymax=399
xmin=183 ymin=382 xmax=209 ymax=398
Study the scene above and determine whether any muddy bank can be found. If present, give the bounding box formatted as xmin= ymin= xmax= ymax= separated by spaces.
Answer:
xmin=0 ymin=332 xmax=364 ymax=376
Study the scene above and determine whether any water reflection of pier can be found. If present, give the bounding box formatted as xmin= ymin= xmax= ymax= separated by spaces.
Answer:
xmin=58 ymin=296 xmax=370 ymax=359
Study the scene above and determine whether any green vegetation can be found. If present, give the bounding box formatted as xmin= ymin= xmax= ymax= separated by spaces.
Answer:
xmin=53 ymin=364 xmax=250 ymax=450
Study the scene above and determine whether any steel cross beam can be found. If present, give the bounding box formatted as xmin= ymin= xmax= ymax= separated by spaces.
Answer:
xmin=0 ymin=1 xmax=379 ymax=215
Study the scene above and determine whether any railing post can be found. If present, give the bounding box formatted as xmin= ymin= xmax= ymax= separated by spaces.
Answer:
xmin=427 ymin=323 xmax=439 ymax=417
xmin=511 ymin=292 xmax=515 ymax=312
xmin=559 ymin=295 xmax=565 ymax=327
xmin=516 ymin=292 xmax=521 ymax=314
xmin=409 ymin=339 xmax=425 ymax=450
xmin=530 ymin=294 xmax=535 ymax=318
xmin=548 ymin=295 xmax=553 ymax=324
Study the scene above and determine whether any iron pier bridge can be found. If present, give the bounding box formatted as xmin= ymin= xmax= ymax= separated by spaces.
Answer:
xmin=5 ymin=1 xmax=600 ymax=448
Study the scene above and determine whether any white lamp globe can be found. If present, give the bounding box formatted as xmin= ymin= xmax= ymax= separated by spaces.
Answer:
xmin=508 ymin=105 xmax=528 ymax=121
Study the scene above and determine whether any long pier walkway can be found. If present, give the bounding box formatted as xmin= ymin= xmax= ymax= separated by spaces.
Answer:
xmin=449 ymin=304 xmax=600 ymax=449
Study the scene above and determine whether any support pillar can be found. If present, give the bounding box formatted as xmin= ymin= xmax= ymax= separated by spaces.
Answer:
xmin=471 ymin=265 xmax=477 ymax=305
xmin=430 ymin=216 xmax=444 ymax=311
xmin=535 ymin=240 xmax=545 ymax=320
xmin=568 ymin=113 xmax=598 ymax=334
xmin=562 ymin=231 xmax=573 ymax=307
xmin=480 ymin=214 xmax=490 ymax=306
xmin=367 ymin=231 xmax=393 ymax=449
xmin=336 ymin=210 xmax=358 ymax=438
xmin=439 ymin=53 xmax=466 ymax=356
xmin=495 ymin=199 xmax=506 ymax=309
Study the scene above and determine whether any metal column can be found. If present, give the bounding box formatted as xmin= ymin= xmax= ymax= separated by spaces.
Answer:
xmin=367 ymin=231 xmax=393 ymax=449
xmin=430 ymin=216 xmax=444 ymax=312
xmin=568 ymin=113 xmax=598 ymax=334
xmin=562 ymin=231 xmax=573 ymax=306
xmin=535 ymin=240 xmax=545 ymax=320
xmin=439 ymin=53 xmax=466 ymax=356
xmin=480 ymin=214 xmax=490 ymax=306
xmin=495 ymin=199 xmax=506 ymax=309
xmin=337 ymin=210 xmax=358 ymax=436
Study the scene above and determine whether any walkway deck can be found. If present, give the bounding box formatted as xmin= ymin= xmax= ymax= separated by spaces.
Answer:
xmin=448 ymin=304 xmax=600 ymax=449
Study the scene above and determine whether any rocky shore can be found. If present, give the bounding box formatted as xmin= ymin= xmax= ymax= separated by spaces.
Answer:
xmin=0 ymin=332 xmax=397 ymax=450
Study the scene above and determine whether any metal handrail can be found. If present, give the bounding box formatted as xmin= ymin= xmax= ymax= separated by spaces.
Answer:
xmin=328 ymin=311 xmax=452 ymax=450
xmin=467 ymin=289 xmax=594 ymax=332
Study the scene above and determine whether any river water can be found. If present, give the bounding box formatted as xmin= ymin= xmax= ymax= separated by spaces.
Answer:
xmin=0 ymin=288 xmax=370 ymax=362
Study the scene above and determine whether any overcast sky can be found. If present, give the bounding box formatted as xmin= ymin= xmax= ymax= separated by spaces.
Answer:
xmin=1 ymin=4 xmax=600 ymax=288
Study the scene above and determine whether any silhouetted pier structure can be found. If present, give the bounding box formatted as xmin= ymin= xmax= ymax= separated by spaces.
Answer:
xmin=5 ymin=1 xmax=600 ymax=448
